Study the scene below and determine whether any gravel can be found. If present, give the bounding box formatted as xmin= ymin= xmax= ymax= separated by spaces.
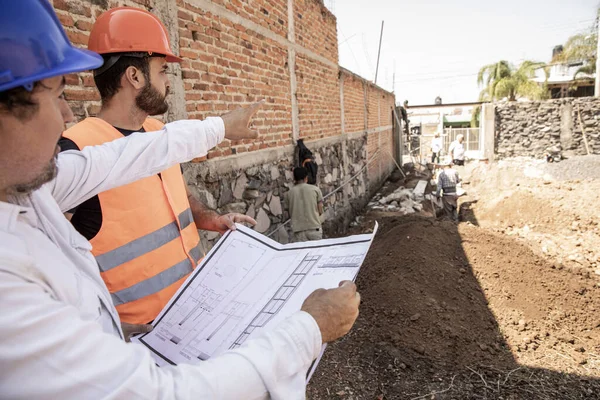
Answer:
xmin=543 ymin=155 xmax=600 ymax=181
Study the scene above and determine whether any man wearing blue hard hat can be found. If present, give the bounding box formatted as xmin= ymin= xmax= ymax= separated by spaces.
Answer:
xmin=0 ymin=1 xmax=361 ymax=398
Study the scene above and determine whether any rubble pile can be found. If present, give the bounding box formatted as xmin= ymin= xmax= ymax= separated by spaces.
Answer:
xmin=366 ymin=186 xmax=424 ymax=214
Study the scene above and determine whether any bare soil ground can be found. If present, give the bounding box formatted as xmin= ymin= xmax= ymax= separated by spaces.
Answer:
xmin=308 ymin=156 xmax=600 ymax=400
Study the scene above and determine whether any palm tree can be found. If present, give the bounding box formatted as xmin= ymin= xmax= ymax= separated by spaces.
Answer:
xmin=553 ymin=32 xmax=597 ymax=80
xmin=477 ymin=60 xmax=548 ymax=101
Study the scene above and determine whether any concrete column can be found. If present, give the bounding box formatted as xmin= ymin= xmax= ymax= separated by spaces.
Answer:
xmin=153 ymin=0 xmax=188 ymax=121
xmin=363 ymin=82 xmax=368 ymax=131
xmin=340 ymin=73 xmax=345 ymax=135
xmin=560 ymin=102 xmax=574 ymax=151
xmin=481 ymin=103 xmax=496 ymax=161
xmin=287 ymin=0 xmax=300 ymax=141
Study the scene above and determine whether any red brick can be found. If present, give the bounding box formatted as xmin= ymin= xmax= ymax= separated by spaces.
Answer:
xmin=75 ymin=20 xmax=93 ymax=32
xmin=65 ymin=88 xmax=100 ymax=101
xmin=57 ymin=12 xmax=74 ymax=27
xmin=178 ymin=10 xmax=193 ymax=21
xmin=82 ymin=75 xmax=96 ymax=87
xmin=66 ymin=30 xmax=89 ymax=46
xmin=53 ymin=0 xmax=70 ymax=11
xmin=182 ymin=70 xmax=200 ymax=80
xmin=64 ymin=74 xmax=79 ymax=86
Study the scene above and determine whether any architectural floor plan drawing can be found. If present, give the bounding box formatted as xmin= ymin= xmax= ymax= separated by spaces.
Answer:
xmin=133 ymin=223 xmax=378 ymax=367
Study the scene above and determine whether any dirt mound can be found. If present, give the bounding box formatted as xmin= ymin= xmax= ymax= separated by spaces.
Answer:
xmin=308 ymin=215 xmax=600 ymax=399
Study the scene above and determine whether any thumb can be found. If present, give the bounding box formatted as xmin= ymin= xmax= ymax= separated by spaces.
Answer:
xmin=241 ymin=127 xmax=259 ymax=139
xmin=222 ymin=215 xmax=236 ymax=230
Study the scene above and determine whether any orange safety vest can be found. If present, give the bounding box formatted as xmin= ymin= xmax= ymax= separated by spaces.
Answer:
xmin=63 ymin=117 xmax=202 ymax=324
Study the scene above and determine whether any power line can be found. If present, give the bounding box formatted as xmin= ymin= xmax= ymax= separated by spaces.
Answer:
xmin=394 ymin=72 xmax=479 ymax=84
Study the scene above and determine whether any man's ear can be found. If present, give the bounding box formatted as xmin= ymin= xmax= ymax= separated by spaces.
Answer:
xmin=123 ymin=66 xmax=146 ymax=90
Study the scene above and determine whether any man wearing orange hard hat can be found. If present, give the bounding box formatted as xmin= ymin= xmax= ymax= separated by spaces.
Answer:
xmin=1 ymin=1 xmax=361 ymax=398
xmin=60 ymin=7 xmax=256 ymax=338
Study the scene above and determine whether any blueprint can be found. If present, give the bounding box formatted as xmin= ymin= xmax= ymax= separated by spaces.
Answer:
xmin=133 ymin=222 xmax=378 ymax=367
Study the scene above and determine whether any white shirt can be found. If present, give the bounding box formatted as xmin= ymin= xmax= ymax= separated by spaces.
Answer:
xmin=431 ymin=137 xmax=443 ymax=154
xmin=0 ymin=118 xmax=322 ymax=399
xmin=449 ymin=140 xmax=465 ymax=160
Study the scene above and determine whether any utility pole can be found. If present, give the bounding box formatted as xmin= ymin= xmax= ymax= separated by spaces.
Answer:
xmin=596 ymin=15 xmax=600 ymax=96
xmin=374 ymin=21 xmax=384 ymax=85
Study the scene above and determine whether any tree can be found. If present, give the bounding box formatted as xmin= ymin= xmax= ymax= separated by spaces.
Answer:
xmin=477 ymin=60 xmax=548 ymax=102
xmin=553 ymin=8 xmax=599 ymax=80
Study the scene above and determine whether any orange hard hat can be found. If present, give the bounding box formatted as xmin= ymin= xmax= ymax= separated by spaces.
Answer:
xmin=88 ymin=7 xmax=182 ymax=63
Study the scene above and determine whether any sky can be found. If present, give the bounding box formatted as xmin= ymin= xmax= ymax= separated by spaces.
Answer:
xmin=326 ymin=0 xmax=599 ymax=105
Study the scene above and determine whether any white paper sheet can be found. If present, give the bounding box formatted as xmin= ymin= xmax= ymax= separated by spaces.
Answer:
xmin=133 ymin=222 xmax=378 ymax=369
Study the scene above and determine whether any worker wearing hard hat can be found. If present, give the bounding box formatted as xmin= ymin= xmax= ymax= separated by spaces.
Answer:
xmin=0 ymin=1 xmax=360 ymax=398
xmin=436 ymin=159 xmax=462 ymax=222
xmin=59 ymin=7 xmax=256 ymax=335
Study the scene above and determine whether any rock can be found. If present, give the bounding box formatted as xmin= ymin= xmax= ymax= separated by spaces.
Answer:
xmin=194 ymin=189 xmax=217 ymax=210
xmin=324 ymin=173 xmax=333 ymax=184
xmin=204 ymin=230 xmax=220 ymax=241
xmin=254 ymin=208 xmax=270 ymax=233
xmin=410 ymin=313 xmax=421 ymax=322
xmin=269 ymin=195 xmax=283 ymax=216
xmin=233 ymin=173 xmax=248 ymax=200
xmin=246 ymin=206 xmax=256 ymax=219
xmin=285 ymin=169 xmax=293 ymax=181
xmin=523 ymin=337 xmax=532 ymax=344
xmin=222 ymin=202 xmax=247 ymax=215
xmin=218 ymin=183 xmax=234 ymax=208
xmin=246 ymin=166 xmax=259 ymax=177
xmin=243 ymin=189 xmax=260 ymax=200
xmin=479 ymin=344 xmax=488 ymax=351
xmin=270 ymin=166 xmax=280 ymax=180
xmin=274 ymin=227 xmax=289 ymax=244
xmin=254 ymin=193 xmax=267 ymax=208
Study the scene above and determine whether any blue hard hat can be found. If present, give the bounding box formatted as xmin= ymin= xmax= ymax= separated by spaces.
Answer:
xmin=0 ymin=0 xmax=103 ymax=92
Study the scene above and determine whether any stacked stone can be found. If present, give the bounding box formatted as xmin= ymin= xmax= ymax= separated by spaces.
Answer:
xmin=495 ymin=98 xmax=600 ymax=158
xmin=572 ymin=97 xmax=600 ymax=155
xmin=185 ymin=135 xmax=369 ymax=251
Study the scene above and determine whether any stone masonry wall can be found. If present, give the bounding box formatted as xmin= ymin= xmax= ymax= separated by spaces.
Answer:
xmin=53 ymin=0 xmax=396 ymax=248
xmin=495 ymin=97 xmax=600 ymax=158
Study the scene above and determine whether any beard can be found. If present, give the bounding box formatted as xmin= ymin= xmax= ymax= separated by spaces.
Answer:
xmin=7 ymin=156 xmax=58 ymax=196
xmin=136 ymin=81 xmax=169 ymax=115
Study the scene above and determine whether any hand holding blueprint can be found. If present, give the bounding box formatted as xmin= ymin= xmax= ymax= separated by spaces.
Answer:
xmin=133 ymin=222 xmax=378 ymax=367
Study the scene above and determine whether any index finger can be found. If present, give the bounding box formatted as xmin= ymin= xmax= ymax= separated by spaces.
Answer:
xmin=247 ymin=100 xmax=265 ymax=116
xmin=234 ymin=215 xmax=257 ymax=226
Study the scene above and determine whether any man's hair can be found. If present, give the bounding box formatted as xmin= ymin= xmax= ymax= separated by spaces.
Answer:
xmin=0 ymin=82 xmax=44 ymax=121
xmin=293 ymin=167 xmax=308 ymax=182
xmin=94 ymin=54 xmax=151 ymax=102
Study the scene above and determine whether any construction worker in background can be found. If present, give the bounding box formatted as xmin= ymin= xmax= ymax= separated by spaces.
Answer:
xmin=431 ymin=131 xmax=443 ymax=164
xmin=436 ymin=160 xmax=461 ymax=222
xmin=285 ymin=167 xmax=324 ymax=242
xmin=0 ymin=1 xmax=360 ymax=397
xmin=59 ymin=7 xmax=256 ymax=337
xmin=448 ymin=134 xmax=466 ymax=166
xmin=399 ymin=100 xmax=410 ymax=138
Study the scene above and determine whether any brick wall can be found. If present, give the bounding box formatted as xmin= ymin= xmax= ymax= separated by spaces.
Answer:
xmin=296 ymin=55 xmax=341 ymax=140
xmin=342 ymin=73 xmax=366 ymax=134
xmin=54 ymin=0 xmax=396 ymax=237
xmin=294 ymin=0 xmax=338 ymax=63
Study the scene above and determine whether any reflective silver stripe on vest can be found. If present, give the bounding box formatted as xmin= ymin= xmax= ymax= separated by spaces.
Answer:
xmin=178 ymin=208 xmax=194 ymax=229
xmin=189 ymin=241 xmax=203 ymax=264
xmin=110 ymin=257 xmax=193 ymax=306
xmin=96 ymin=208 xmax=195 ymax=272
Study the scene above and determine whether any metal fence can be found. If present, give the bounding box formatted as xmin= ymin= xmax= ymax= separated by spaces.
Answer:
xmin=419 ymin=128 xmax=481 ymax=162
